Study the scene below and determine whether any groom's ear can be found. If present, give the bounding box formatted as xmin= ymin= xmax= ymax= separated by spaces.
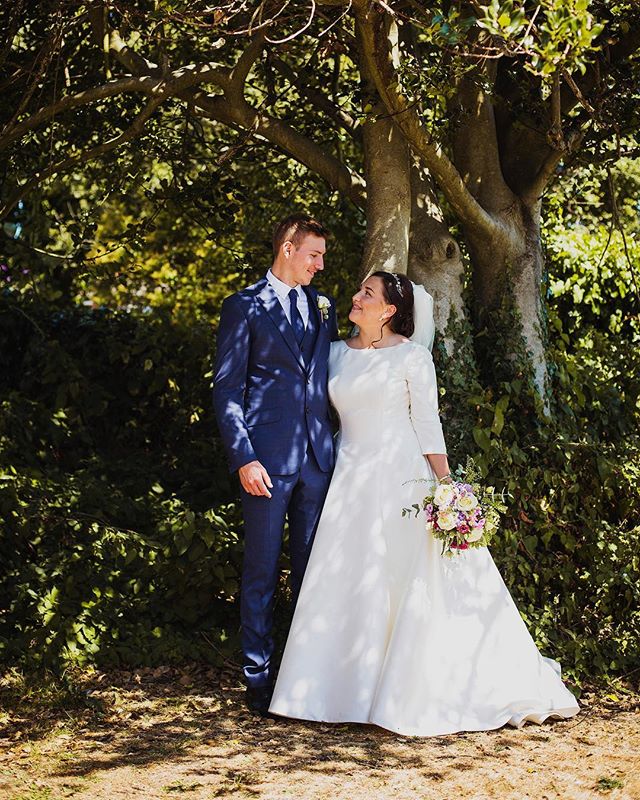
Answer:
xmin=283 ymin=240 xmax=293 ymax=258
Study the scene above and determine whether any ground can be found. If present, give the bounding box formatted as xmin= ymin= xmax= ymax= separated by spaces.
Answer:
xmin=1 ymin=666 xmax=638 ymax=800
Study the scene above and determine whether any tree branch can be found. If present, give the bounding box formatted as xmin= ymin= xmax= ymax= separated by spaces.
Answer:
xmin=95 ymin=13 xmax=366 ymax=208
xmin=560 ymin=20 xmax=640 ymax=117
xmin=448 ymin=32 xmax=515 ymax=214
xmin=0 ymin=58 xmax=233 ymax=153
xmin=354 ymin=2 xmax=504 ymax=244
xmin=270 ymin=55 xmax=361 ymax=141
xmin=0 ymin=94 xmax=165 ymax=220
xmin=188 ymin=87 xmax=366 ymax=207
xmin=1 ymin=75 xmax=156 ymax=152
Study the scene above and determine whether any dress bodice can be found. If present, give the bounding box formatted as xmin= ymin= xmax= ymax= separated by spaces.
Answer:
xmin=328 ymin=339 xmax=447 ymax=457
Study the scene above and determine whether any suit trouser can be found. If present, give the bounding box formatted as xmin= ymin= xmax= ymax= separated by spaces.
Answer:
xmin=239 ymin=445 xmax=331 ymax=688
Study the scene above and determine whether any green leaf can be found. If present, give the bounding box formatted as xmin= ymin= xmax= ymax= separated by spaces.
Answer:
xmin=473 ymin=427 xmax=491 ymax=452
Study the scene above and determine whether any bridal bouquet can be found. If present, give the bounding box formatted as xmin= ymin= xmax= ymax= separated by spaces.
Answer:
xmin=403 ymin=459 xmax=508 ymax=557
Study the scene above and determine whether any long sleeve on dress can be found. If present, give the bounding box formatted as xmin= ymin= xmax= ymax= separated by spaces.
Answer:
xmin=407 ymin=344 xmax=447 ymax=455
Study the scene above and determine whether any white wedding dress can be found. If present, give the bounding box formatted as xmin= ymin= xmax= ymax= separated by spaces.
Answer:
xmin=269 ymin=340 xmax=579 ymax=736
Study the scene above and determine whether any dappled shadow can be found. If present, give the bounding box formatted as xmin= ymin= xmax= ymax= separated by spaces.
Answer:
xmin=3 ymin=666 xmax=639 ymax=800
xmin=2 ymin=666 xmax=591 ymax=779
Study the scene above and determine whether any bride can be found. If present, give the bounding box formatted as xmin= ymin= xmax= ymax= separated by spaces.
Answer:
xmin=269 ymin=271 xmax=579 ymax=736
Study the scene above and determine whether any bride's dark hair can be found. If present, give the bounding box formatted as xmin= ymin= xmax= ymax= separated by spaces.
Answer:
xmin=370 ymin=271 xmax=415 ymax=338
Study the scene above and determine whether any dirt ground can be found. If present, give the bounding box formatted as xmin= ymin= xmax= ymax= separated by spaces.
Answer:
xmin=1 ymin=665 xmax=638 ymax=800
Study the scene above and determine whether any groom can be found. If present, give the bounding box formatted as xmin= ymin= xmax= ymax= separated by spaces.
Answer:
xmin=213 ymin=214 xmax=338 ymax=716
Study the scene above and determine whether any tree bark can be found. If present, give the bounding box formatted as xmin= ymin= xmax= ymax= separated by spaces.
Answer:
xmin=360 ymin=111 xmax=411 ymax=277
xmin=465 ymin=198 xmax=549 ymax=403
xmin=406 ymin=160 xmax=466 ymax=355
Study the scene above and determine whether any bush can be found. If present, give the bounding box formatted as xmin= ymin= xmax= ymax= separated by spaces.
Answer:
xmin=1 ymin=291 xmax=638 ymax=684
xmin=0 ymin=296 xmax=243 ymax=667
xmin=436 ymin=308 xmax=640 ymax=683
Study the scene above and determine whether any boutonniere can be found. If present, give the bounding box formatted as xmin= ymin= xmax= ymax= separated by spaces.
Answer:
xmin=317 ymin=295 xmax=331 ymax=322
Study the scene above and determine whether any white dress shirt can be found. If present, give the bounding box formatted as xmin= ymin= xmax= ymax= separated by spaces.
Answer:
xmin=267 ymin=269 xmax=309 ymax=328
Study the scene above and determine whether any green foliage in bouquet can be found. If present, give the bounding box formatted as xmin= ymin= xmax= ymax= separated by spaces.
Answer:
xmin=402 ymin=457 xmax=509 ymax=557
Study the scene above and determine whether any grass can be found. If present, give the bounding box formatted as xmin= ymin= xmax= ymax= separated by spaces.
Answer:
xmin=595 ymin=775 xmax=625 ymax=792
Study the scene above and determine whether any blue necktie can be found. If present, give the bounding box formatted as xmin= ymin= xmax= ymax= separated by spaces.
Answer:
xmin=289 ymin=288 xmax=305 ymax=345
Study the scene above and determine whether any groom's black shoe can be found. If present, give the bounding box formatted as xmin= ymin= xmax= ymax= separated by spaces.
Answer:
xmin=245 ymin=686 xmax=274 ymax=717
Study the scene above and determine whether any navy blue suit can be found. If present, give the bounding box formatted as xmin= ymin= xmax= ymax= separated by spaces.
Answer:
xmin=213 ymin=276 xmax=338 ymax=688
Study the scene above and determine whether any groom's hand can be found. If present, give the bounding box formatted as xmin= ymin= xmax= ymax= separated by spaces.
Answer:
xmin=238 ymin=461 xmax=273 ymax=498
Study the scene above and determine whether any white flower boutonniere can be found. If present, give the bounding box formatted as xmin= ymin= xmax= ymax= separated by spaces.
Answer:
xmin=317 ymin=295 xmax=331 ymax=322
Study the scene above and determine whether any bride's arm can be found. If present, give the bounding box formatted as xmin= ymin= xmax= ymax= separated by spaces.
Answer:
xmin=406 ymin=345 xmax=451 ymax=481
xmin=426 ymin=453 xmax=452 ymax=483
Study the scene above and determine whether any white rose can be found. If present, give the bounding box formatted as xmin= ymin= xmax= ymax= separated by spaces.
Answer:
xmin=456 ymin=493 xmax=479 ymax=512
xmin=466 ymin=527 xmax=484 ymax=543
xmin=317 ymin=295 xmax=331 ymax=309
xmin=437 ymin=509 xmax=458 ymax=531
xmin=434 ymin=484 xmax=455 ymax=507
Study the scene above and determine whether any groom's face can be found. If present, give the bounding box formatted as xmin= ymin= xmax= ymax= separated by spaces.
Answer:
xmin=284 ymin=234 xmax=326 ymax=286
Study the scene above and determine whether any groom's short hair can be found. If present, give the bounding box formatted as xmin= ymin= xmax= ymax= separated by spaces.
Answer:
xmin=272 ymin=214 xmax=329 ymax=257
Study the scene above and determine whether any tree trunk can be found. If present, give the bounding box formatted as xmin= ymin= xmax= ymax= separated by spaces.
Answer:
xmin=466 ymin=199 xmax=549 ymax=404
xmin=406 ymin=159 xmax=466 ymax=355
xmin=360 ymin=126 xmax=468 ymax=354
xmin=360 ymin=111 xmax=412 ymax=277
xmin=358 ymin=16 xmax=411 ymax=278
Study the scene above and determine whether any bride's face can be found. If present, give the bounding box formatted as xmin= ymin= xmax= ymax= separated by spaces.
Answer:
xmin=349 ymin=276 xmax=395 ymax=327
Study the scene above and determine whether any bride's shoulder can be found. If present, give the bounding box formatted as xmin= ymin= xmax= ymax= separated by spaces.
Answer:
xmin=397 ymin=339 xmax=425 ymax=357
xmin=329 ymin=339 xmax=348 ymax=360
xmin=397 ymin=340 xmax=435 ymax=372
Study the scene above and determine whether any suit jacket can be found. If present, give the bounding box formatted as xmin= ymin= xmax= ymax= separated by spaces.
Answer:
xmin=213 ymin=276 xmax=339 ymax=476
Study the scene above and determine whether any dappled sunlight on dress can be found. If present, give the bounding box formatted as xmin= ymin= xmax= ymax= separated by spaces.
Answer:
xmin=269 ymin=340 xmax=579 ymax=736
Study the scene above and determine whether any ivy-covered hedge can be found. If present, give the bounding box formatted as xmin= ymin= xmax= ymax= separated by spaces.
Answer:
xmin=0 ymin=296 xmax=243 ymax=667
xmin=436 ymin=305 xmax=640 ymax=682
xmin=1 ymin=293 xmax=638 ymax=683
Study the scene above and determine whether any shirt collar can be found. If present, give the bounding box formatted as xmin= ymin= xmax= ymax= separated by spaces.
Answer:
xmin=267 ymin=269 xmax=304 ymax=301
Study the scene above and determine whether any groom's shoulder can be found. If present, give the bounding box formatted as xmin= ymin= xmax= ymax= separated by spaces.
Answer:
xmin=223 ymin=276 xmax=268 ymax=305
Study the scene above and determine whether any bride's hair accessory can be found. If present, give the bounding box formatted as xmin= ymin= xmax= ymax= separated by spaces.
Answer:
xmin=392 ymin=273 xmax=404 ymax=296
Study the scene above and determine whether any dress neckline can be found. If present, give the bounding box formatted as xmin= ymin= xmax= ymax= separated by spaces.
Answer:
xmin=342 ymin=339 xmax=413 ymax=352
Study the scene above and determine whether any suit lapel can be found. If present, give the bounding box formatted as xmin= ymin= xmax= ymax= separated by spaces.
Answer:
xmin=304 ymin=286 xmax=324 ymax=377
xmin=256 ymin=279 xmax=306 ymax=372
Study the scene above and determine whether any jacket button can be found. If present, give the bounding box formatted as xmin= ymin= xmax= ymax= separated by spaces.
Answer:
xmin=305 ymin=406 xmax=310 ymax=413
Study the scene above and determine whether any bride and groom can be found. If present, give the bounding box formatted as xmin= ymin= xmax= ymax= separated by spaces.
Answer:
xmin=213 ymin=214 xmax=579 ymax=736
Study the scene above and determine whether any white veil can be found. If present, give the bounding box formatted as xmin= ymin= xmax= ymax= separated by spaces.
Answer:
xmin=410 ymin=281 xmax=435 ymax=351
